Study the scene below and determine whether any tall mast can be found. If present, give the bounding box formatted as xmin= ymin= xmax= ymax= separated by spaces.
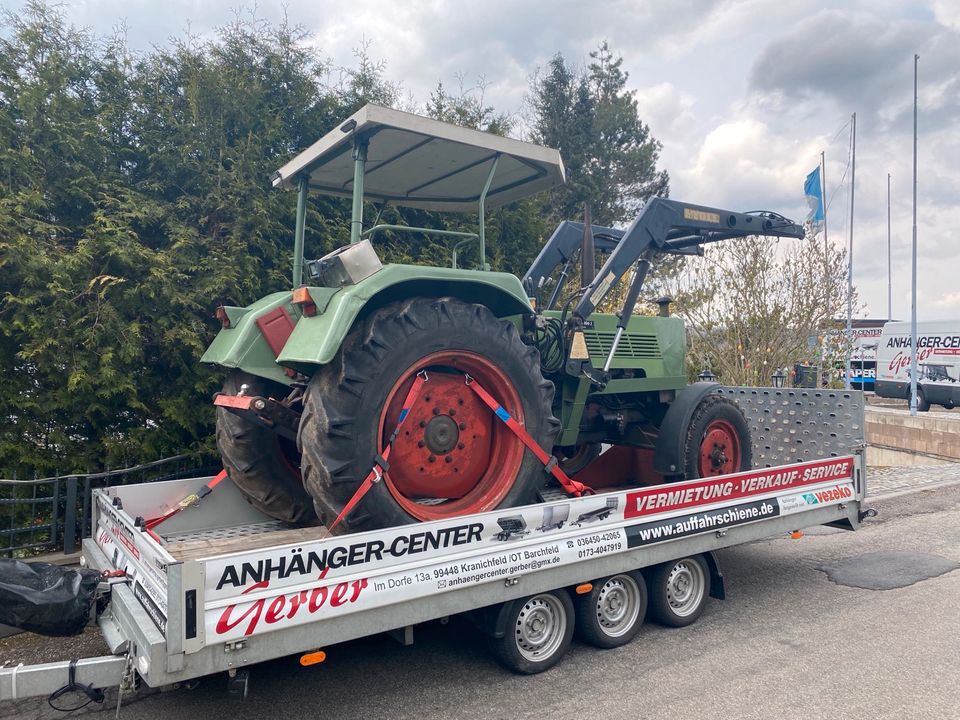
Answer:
xmin=820 ymin=151 xmax=829 ymax=388
xmin=887 ymin=173 xmax=892 ymax=321
xmin=910 ymin=56 xmax=919 ymax=415
xmin=845 ymin=113 xmax=856 ymax=390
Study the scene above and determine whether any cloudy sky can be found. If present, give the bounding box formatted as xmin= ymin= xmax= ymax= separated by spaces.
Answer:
xmin=7 ymin=0 xmax=959 ymax=321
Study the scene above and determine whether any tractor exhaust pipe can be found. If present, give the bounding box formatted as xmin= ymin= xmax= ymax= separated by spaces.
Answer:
xmin=581 ymin=205 xmax=595 ymax=288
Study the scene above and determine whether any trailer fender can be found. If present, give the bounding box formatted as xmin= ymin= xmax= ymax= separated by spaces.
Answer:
xmin=469 ymin=600 xmax=520 ymax=640
xmin=703 ymin=550 xmax=725 ymax=600
xmin=653 ymin=381 xmax=722 ymax=476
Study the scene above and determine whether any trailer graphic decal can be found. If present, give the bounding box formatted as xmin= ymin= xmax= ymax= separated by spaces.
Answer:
xmin=624 ymin=458 xmax=854 ymax=519
xmin=626 ymin=499 xmax=779 ymax=546
xmin=214 ymin=567 xmax=370 ymax=638
xmin=133 ymin=581 xmax=168 ymax=634
xmin=208 ymin=531 xmax=626 ymax=642
xmin=778 ymin=484 xmax=853 ymax=516
xmin=214 ymin=522 xmax=484 ymax=590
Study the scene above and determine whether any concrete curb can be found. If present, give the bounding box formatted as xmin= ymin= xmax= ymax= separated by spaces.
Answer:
xmin=868 ymin=475 xmax=960 ymax=502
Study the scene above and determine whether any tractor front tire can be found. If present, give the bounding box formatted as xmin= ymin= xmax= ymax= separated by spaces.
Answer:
xmin=299 ymin=297 xmax=559 ymax=533
xmin=682 ymin=395 xmax=752 ymax=479
xmin=216 ymin=371 xmax=317 ymax=524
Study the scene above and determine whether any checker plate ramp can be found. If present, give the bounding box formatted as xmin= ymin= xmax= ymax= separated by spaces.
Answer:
xmin=718 ymin=387 xmax=865 ymax=468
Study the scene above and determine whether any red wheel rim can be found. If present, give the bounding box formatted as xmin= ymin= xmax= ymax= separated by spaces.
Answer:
xmin=698 ymin=419 xmax=742 ymax=477
xmin=377 ymin=351 xmax=526 ymax=520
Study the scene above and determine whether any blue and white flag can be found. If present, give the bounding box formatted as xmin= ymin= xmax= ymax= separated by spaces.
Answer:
xmin=804 ymin=166 xmax=825 ymax=235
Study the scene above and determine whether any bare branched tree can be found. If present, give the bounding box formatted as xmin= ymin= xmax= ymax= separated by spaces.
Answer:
xmin=661 ymin=236 xmax=855 ymax=386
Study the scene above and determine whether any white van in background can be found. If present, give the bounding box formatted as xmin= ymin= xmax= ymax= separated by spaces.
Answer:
xmin=875 ymin=321 xmax=960 ymax=411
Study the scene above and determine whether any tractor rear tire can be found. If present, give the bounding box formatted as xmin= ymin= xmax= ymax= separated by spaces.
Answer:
xmin=216 ymin=370 xmax=317 ymax=524
xmin=682 ymin=395 xmax=752 ymax=479
xmin=299 ymin=297 xmax=560 ymax=533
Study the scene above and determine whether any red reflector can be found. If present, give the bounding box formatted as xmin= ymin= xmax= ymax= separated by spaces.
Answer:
xmin=215 ymin=306 xmax=231 ymax=329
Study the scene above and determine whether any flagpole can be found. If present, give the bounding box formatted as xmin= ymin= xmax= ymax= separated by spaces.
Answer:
xmin=820 ymin=151 xmax=829 ymax=388
xmin=910 ymin=55 xmax=919 ymax=415
xmin=887 ymin=173 xmax=892 ymax=320
xmin=846 ymin=112 xmax=856 ymax=390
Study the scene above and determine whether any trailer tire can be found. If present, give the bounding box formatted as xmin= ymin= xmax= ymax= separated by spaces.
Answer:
xmin=300 ymin=297 xmax=559 ymax=532
xmin=682 ymin=395 xmax=751 ymax=479
xmin=574 ymin=572 xmax=647 ymax=648
xmin=915 ymin=387 xmax=930 ymax=412
xmin=647 ymin=555 xmax=710 ymax=628
xmin=489 ymin=590 xmax=575 ymax=674
xmin=216 ymin=371 xmax=317 ymax=524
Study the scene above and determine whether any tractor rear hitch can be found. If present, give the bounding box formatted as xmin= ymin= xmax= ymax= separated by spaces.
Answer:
xmin=214 ymin=393 xmax=301 ymax=441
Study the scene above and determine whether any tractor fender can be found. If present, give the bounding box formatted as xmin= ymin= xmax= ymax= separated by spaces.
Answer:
xmin=200 ymin=290 xmax=298 ymax=387
xmin=653 ymin=381 xmax=722 ymax=476
xmin=277 ymin=265 xmax=534 ymax=372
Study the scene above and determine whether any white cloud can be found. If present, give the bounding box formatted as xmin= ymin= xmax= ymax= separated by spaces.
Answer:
xmin=5 ymin=0 xmax=958 ymax=319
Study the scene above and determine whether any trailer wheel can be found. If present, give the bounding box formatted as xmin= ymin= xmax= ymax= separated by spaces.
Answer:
xmin=915 ymin=387 xmax=930 ymax=412
xmin=216 ymin=371 xmax=317 ymax=524
xmin=300 ymin=297 xmax=559 ymax=532
xmin=683 ymin=395 xmax=751 ymax=479
xmin=490 ymin=591 xmax=574 ymax=674
xmin=647 ymin=555 xmax=710 ymax=628
xmin=574 ymin=572 xmax=647 ymax=648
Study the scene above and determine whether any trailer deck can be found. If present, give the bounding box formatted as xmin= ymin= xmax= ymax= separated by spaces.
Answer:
xmin=0 ymin=388 xmax=870 ymax=704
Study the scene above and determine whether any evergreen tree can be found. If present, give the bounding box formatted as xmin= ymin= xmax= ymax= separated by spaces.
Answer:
xmin=529 ymin=42 xmax=669 ymax=227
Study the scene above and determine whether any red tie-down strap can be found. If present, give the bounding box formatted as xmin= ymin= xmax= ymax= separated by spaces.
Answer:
xmin=464 ymin=374 xmax=593 ymax=498
xmin=324 ymin=371 xmax=429 ymax=535
xmin=144 ymin=469 xmax=230 ymax=532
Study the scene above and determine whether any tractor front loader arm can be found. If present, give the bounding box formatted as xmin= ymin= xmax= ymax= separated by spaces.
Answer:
xmin=572 ymin=198 xmax=805 ymax=322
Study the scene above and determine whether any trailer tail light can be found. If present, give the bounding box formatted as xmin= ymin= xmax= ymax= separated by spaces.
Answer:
xmin=292 ymin=287 xmax=317 ymax=317
xmin=300 ymin=650 xmax=327 ymax=666
xmin=215 ymin=306 xmax=231 ymax=328
xmin=575 ymin=583 xmax=593 ymax=595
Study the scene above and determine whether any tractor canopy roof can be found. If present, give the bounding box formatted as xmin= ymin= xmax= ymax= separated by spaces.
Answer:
xmin=272 ymin=104 xmax=565 ymax=212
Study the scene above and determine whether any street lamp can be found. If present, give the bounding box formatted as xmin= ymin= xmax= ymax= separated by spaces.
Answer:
xmin=771 ymin=369 xmax=787 ymax=388
xmin=698 ymin=369 xmax=717 ymax=383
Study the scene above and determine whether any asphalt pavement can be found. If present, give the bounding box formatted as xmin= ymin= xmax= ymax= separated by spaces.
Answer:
xmin=4 ymin=478 xmax=959 ymax=720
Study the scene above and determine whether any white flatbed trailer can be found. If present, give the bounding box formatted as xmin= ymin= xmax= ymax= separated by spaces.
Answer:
xmin=0 ymin=388 xmax=872 ymax=704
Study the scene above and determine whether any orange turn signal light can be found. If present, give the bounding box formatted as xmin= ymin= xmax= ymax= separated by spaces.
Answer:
xmin=575 ymin=583 xmax=593 ymax=595
xmin=292 ymin=287 xmax=317 ymax=317
xmin=300 ymin=650 xmax=327 ymax=666
xmin=790 ymin=530 xmax=804 ymax=539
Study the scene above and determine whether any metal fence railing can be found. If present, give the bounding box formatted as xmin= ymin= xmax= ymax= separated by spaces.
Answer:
xmin=0 ymin=454 xmax=219 ymax=558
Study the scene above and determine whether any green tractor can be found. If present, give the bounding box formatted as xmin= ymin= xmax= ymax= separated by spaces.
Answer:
xmin=203 ymin=104 xmax=805 ymax=532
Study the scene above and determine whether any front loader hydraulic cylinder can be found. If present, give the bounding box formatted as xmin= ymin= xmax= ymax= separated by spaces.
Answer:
xmin=603 ymin=258 xmax=651 ymax=372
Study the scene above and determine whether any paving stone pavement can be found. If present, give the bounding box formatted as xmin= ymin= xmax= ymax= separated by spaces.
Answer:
xmin=867 ymin=462 xmax=960 ymax=499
